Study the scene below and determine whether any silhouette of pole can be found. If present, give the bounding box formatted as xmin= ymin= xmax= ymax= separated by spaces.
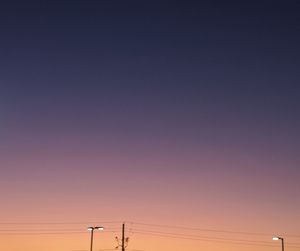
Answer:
xmin=90 ymin=228 xmax=94 ymax=251
xmin=122 ymin=223 xmax=125 ymax=251
xmin=273 ymin=236 xmax=284 ymax=251
xmin=88 ymin=226 xmax=104 ymax=251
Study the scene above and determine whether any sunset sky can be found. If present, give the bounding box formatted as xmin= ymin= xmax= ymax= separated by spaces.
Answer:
xmin=0 ymin=1 xmax=300 ymax=251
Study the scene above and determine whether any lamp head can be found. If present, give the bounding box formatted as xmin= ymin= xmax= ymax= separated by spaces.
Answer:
xmin=87 ymin=226 xmax=104 ymax=231
xmin=95 ymin=226 xmax=104 ymax=231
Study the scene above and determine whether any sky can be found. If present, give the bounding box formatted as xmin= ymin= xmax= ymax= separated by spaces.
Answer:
xmin=0 ymin=1 xmax=300 ymax=251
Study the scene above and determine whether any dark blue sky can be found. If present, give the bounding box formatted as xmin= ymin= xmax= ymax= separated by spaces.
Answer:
xmin=1 ymin=1 xmax=299 ymax=146
xmin=0 ymin=1 xmax=299 ymax=173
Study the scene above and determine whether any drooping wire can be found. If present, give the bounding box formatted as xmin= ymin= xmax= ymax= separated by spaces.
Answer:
xmin=128 ymin=221 xmax=300 ymax=238
xmin=132 ymin=231 xmax=300 ymax=249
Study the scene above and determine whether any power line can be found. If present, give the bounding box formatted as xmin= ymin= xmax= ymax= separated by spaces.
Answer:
xmin=128 ymin=221 xmax=300 ymax=238
xmin=0 ymin=229 xmax=117 ymax=234
xmin=129 ymin=228 xmax=300 ymax=247
xmin=129 ymin=221 xmax=270 ymax=235
xmin=1 ymin=220 xmax=299 ymax=239
xmin=0 ymin=221 xmax=121 ymax=225
xmin=132 ymin=231 xmax=276 ymax=247
xmin=0 ymin=227 xmax=120 ymax=231
xmin=130 ymin=229 xmax=275 ymax=244
xmin=132 ymin=231 xmax=300 ymax=249
xmin=0 ymin=231 xmax=117 ymax=235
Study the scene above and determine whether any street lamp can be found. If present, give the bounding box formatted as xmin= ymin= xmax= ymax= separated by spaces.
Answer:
xmin=88 ymin=226 xmax=104 ymax=251
xmin=273 ymin=236 xmax=284 ymax=251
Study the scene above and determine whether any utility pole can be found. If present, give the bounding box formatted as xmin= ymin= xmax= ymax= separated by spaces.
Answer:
xmin=115 ymin=223 xmax=129 ymax=251
xmin=122 ymin=223 xmax=125 ymax=251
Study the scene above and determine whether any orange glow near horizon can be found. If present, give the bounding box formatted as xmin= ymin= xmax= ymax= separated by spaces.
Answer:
xmin=0 ymin=143 xmax=299 ymax=251
xmin=0 ymin=221 xmax=298 ymax=251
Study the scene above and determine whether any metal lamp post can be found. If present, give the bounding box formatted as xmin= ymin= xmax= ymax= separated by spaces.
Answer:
xmin=88 ymin=226 xmax=104 ymax=251
xmin=273 ymin=236 xmax=284 ymax=251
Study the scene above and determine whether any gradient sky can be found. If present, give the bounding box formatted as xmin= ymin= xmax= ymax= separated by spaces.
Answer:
xmin=0 ymin=1 xmax=300 ymax=251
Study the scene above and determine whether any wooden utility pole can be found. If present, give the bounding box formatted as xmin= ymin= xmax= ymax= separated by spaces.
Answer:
xmin=122 ymin=223 xmax=125 ymax=251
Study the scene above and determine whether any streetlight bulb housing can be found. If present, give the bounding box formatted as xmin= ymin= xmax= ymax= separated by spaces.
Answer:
xmin=87 ymin=227 xmax=93 ymax=231
xmin=272 ymin=236 xmax=284 ymax=251
xmin=95 ymin=226 xmax=104 ymax=230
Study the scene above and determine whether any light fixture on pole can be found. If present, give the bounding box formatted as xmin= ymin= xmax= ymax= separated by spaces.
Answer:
xmin=88 ymin=226 xmax=104 ymax=251
xmin=273 ymin=236 xmax=284 ymax=251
